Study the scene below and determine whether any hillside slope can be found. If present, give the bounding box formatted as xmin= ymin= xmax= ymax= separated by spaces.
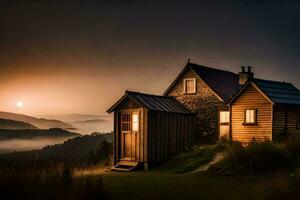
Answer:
xmin=0 ymin=128 xmax=80 ymax=140
xmin=0 ymin=133 xmax=113 ymax=167
xmin=0 ymin=118 xmax=37 ymax=130
xmin=0 ymin=111 xmax=73 ymax=129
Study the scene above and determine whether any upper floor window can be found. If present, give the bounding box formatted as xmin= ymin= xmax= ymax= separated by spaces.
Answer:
xmin=220 ymin=111 xmax=230 ymax=125
xmin=244 ymin=109 xmax=257 ymax=125
xmin=183 ymin=78 xmax=196 ymax=94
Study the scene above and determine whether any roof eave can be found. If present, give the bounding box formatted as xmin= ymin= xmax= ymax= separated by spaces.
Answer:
xmin=106 ymin=92 xmax=143 ymax=113
xmin=227 ymin=81 xmax=275 ymax=106
xmin=163 ymin=63 xmax=190 ymax=96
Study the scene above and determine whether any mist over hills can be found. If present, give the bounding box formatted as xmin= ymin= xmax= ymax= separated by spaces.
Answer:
xmin=41 ymin=113 xmax=113 ymax=134
xmin=0 ymin=132 xmax=113 ymax=166
xmin=0 ymin=118 xmax=37 ymax=130
xmin=42 ymin=113 xmax=111 ymax=122
xmin=0 ymin=111 xmax=73 ymax=130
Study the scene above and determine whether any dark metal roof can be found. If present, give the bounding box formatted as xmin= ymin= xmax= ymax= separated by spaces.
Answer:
xmin=189 ymin=63 xmax=241 ymax=101
xmin=107 ymin=91 xmax=192 ymax=114
xmin=163 ymin=62 xmax=241 ymax=101
xmin=253 ymin=79 xmax=300 ymax=105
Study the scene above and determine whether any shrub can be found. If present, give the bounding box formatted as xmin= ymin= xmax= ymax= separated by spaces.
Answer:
xmin=209 ymin=141 xmax=295 ymax=175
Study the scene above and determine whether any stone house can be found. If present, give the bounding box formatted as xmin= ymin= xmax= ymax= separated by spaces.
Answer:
xmin=164 ymin=62 xmax=242 ymax=142
xmin=107 ymin=61 xmax=300 ymax=170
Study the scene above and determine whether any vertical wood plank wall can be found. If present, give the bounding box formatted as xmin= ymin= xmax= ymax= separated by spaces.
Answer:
xmin=273 ymin=105 xmax=300 ymax=141
xmin=147 ymin=111 xmax=196 ymax=162
xmin=231 ymin=84 xmax=273 ymax=142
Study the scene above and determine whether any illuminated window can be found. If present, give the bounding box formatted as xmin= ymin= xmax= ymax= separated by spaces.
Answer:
xmin=132 ymin=113 xmax=139 ymax=132
xmin=220 ymin=111 xmax=230 ymax=125
xmin=244 ymin=109 xmax=257 ymax=124
xmin=183 ymin=78 xmax=196 ymax=94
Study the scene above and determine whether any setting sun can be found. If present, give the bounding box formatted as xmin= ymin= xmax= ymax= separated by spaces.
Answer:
xmin=16 ymin=101 xmax=23 ymax=108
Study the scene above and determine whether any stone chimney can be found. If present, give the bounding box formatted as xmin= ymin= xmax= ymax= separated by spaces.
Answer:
xmin=239 ymin=66 xmax=254 ymax=85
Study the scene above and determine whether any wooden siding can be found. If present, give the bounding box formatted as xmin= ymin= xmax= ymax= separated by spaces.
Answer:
xmin=273 ymin=105 xmax=300 ymax=141
xmin=231 ymin=84 xmax=273 ymax=143
xmin=113 ymin=97 xmax=196 ymax=165
xmin=146 ymin=111 xmax=196 ymax=163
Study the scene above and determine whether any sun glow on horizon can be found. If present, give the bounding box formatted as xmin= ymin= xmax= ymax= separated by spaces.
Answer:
xmin=16 ymin=101 xmax=23 ymax=108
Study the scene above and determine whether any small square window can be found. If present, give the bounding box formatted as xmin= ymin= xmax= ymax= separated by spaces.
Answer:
xmin=244 ymin=109 xmax=257 ymax=125
xmin=183 ymin=78 xmax=196 ymax=94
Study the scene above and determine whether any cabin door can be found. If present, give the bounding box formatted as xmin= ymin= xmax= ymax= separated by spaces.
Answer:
xmin=219 ymin=111 xmax=230 ymax=139
xmin=120 ymin=112 xmax=139 ymax=161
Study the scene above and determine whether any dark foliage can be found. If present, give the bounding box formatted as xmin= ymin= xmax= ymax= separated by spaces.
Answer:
xmin=0 ymin=133 xmax=113 ymax=169
xmin=209 ymin=141 xmax=295 ymax=175
xmin=0 ymin=166 xmax=109 ymax=200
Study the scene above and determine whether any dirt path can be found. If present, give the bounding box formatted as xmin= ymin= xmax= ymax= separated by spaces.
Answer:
xmin=187 ymin=152 xmax=225 ymax=174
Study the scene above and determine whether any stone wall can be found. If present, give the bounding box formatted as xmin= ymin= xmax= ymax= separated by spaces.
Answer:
xmin=166 ymin=68 xmax=225 ymax=143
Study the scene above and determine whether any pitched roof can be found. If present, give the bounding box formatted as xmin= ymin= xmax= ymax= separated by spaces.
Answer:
xmin=228 ymin=79 xmax=300 ymax=105
xmin=253 ymin=79 xmax=300 ymax=105
xmin=164 ymin=62 xmax=241 ymax=101
xmin=107 ymin=91 xmax=192 ymax=114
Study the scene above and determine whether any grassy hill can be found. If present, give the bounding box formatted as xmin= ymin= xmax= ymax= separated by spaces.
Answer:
xmin=0 ymin=111 xmax=73 ymax=129
xmin=0 ymin=132 xmax=113 ymax=168
xmin=0 ymin=128 xmax=79 ymax=140
xmin=0 ymin=118 xmax=37 ymax=130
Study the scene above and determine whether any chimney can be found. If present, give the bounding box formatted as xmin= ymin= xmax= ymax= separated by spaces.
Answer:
xmin=239 ymin=65 xmax=254 ymax=85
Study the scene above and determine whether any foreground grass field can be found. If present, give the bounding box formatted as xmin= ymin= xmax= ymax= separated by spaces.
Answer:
xmin=95 ymin=168 xmax=300 ymax=200
xmin=1 ymin=141 xmax=300 ymax=200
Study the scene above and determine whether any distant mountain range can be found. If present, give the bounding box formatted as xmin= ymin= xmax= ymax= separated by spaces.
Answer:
xmin=72 ymin=118 xmax=106 ymax=124
xmin=0 ymin=128 xmax=80 ymax=140
xmin=40 ymin=113 xmax=113 ymax=134
xmin=0 ymin=118 xmax=37 ymax=130
xmin=41 ymin=113 xmax=111 ymax=122
xmin=0 ymin=111 xmax=73 ymax=130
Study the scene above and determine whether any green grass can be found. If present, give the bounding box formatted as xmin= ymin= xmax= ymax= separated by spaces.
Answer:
xmin=101 ymin=171 xmax=290 ymax=200
xmin=1 ymin=140 xmax=300 ymax=200
xmin=208 ymin=141 xmax=295 ymax=175
xmin=157 ymin=142 xmax=228 ymax=173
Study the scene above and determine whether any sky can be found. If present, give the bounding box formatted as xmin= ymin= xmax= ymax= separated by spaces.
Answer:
xmin=0 ymin=0 xmax=300 ymax=116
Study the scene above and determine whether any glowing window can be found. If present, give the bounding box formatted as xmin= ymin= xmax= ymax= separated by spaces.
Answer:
xmin=132 ymin=113 xmax=139 ymax=132
xmin=184 ymin=78 xmax=196 ymax=94
xmin=245 ymin=109 xmax=257 ymax=124
xmin=220 ymin=111 xmax=230 ymax=124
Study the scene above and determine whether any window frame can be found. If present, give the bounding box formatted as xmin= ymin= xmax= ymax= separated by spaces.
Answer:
xmin=297 ymin=108 xmax=300 ymax=128
xmin=183 ymin=78 xmax=196 ymax=94
xmin=219 ymin=111 xmax=230 ymax=126
xmin=121 ymin=112 xmax=132 ymax=133
xmin=243 ymin=109 xmax=258 ymax=125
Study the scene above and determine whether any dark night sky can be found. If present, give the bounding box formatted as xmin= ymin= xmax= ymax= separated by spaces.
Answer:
xmin=0 ymin=0 xmax=300 ymax=115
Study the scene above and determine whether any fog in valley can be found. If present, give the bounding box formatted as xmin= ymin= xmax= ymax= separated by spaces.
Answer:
xmin=0 ymin=137 xmax=70 ymax=154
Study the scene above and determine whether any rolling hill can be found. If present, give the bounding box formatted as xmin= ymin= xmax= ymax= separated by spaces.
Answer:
xmin=0 ymin=111 xmax=73 ymax=130
xmin=0 ymin=128 xmax=80 ymax=140
xmin=0 ymin=132 xmax=113 ymax=167
xmin=0 ymin=118 xmax=37 ymax=130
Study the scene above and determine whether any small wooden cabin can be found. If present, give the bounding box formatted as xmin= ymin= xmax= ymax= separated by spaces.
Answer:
xmin=229 ymin=79 xmax=300 ymax=143
xmin=107 ymin=91 xmax=196 ymax=171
